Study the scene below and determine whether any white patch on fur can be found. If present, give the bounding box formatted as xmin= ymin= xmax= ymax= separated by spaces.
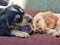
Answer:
xmin=10 ymin=7 xmax=18 ymax=12
xmin=0 ymin=5 xmax=6 ymax=9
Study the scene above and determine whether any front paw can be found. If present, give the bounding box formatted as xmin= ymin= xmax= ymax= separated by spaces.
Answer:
xmin=11 ymin=30 xmax=30 ymax=38
xmin=21 ymin=32 xmax=30 ymax=37
xmin=16 ymin=32 xmax=30 ymax=38
xmin=52 ymin=31 xmax=60 ymax=37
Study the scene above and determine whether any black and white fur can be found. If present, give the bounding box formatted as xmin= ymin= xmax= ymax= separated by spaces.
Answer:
xmin=0 ymin=5 xmax=23 ymax=35
xmin=0 ymin=0 xmax=33 ymax=37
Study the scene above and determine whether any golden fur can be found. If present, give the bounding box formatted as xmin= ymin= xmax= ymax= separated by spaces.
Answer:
xmin=33 ymin=11 xmax=60 ymax=36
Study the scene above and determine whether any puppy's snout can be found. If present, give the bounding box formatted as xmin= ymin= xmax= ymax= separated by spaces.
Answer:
xmin=23 ymin=15 xmax=32 ymax=23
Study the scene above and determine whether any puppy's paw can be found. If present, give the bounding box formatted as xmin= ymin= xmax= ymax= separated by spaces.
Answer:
xmin=11 ymin=30 xmax=30 ymax=38
xmin=22 ymin=32 xmax=30 ymax=37
xmin=52 ymin=31 xmax=60 ymax=37
xmin=52 ymin=32 xmax=59 ymax=36
xmin=15 ymin=32 xmax=30 ymax=38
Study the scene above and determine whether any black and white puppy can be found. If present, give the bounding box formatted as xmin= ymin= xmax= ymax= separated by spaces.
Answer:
xmin=0 ymin=5 xmax=32 ymax=37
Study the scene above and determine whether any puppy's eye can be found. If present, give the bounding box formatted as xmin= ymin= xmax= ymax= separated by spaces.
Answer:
xmin=15 ymin=15 xmax=20 ymax=18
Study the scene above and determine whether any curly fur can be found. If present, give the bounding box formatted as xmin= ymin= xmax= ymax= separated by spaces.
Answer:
xmin=33 ymin=11 xmax=60 ymax=37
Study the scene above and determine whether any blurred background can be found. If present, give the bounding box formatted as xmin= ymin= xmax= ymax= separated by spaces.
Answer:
xmin=1 ymin=0 xmax=60 ymax=13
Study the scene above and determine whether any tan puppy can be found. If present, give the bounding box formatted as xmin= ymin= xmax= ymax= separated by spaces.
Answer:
xmin=33 ymin=11 xmax=60 ymax=36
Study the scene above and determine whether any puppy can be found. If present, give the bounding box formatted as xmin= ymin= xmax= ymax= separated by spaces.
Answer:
xmin=0 ymin=0 xmax=33 ymax=37
xmin=0 ymin=5 xmax=32 ymax=38
xmin=33 ymin=11 xmax=60 ymax=37
xmin=9 ymin=13 xmax=33 ymax=37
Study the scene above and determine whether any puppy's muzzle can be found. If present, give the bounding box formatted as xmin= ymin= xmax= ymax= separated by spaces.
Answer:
xmin=23 ymin=15 xmax=32 ymax=23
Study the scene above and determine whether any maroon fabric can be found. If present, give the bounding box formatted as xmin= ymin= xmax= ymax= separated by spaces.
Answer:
xmin=24 ymin=9 xmax=40 ymax=17
xmin=0 ymin=34 xmax=60 ymax=45
xmin=0 ymin=9 xmax=60 ymax=45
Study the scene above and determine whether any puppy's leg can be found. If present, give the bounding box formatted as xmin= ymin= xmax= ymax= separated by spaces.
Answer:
xmin=52 ymin=30 xmax=60 ymax=37
xmin=10 ymin=30 xmax=30 ymax=38
xmin=53 ymin=24 xmax=60 ymax=36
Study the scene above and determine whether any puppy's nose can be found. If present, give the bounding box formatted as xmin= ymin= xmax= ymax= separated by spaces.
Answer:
xmin=36 ymin=30 xmax=39 ymax=32
xmin=28 ymin=19 xmax=32 ymax=23
xmin=35 ymin=30 xmax=43 ymax=34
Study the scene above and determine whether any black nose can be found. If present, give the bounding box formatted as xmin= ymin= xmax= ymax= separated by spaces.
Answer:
xmin=35 ymin=30 xmax=43 ymax=34
xmin=28 ymin=19 xmax=32 ymax=23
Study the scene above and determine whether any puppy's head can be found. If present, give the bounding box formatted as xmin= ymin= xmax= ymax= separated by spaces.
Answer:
xmin=15 ymin=14 xmax=32 ymax=26
xmin=4 ymin=5 xmax=25 ymax=25
xmin=11 ymin=5 xmax=32 ymax=24
xmin=11 ymin=5 xmax=25 ymax=23
xmin=5 ymin=5 xmax=32 ymax=26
